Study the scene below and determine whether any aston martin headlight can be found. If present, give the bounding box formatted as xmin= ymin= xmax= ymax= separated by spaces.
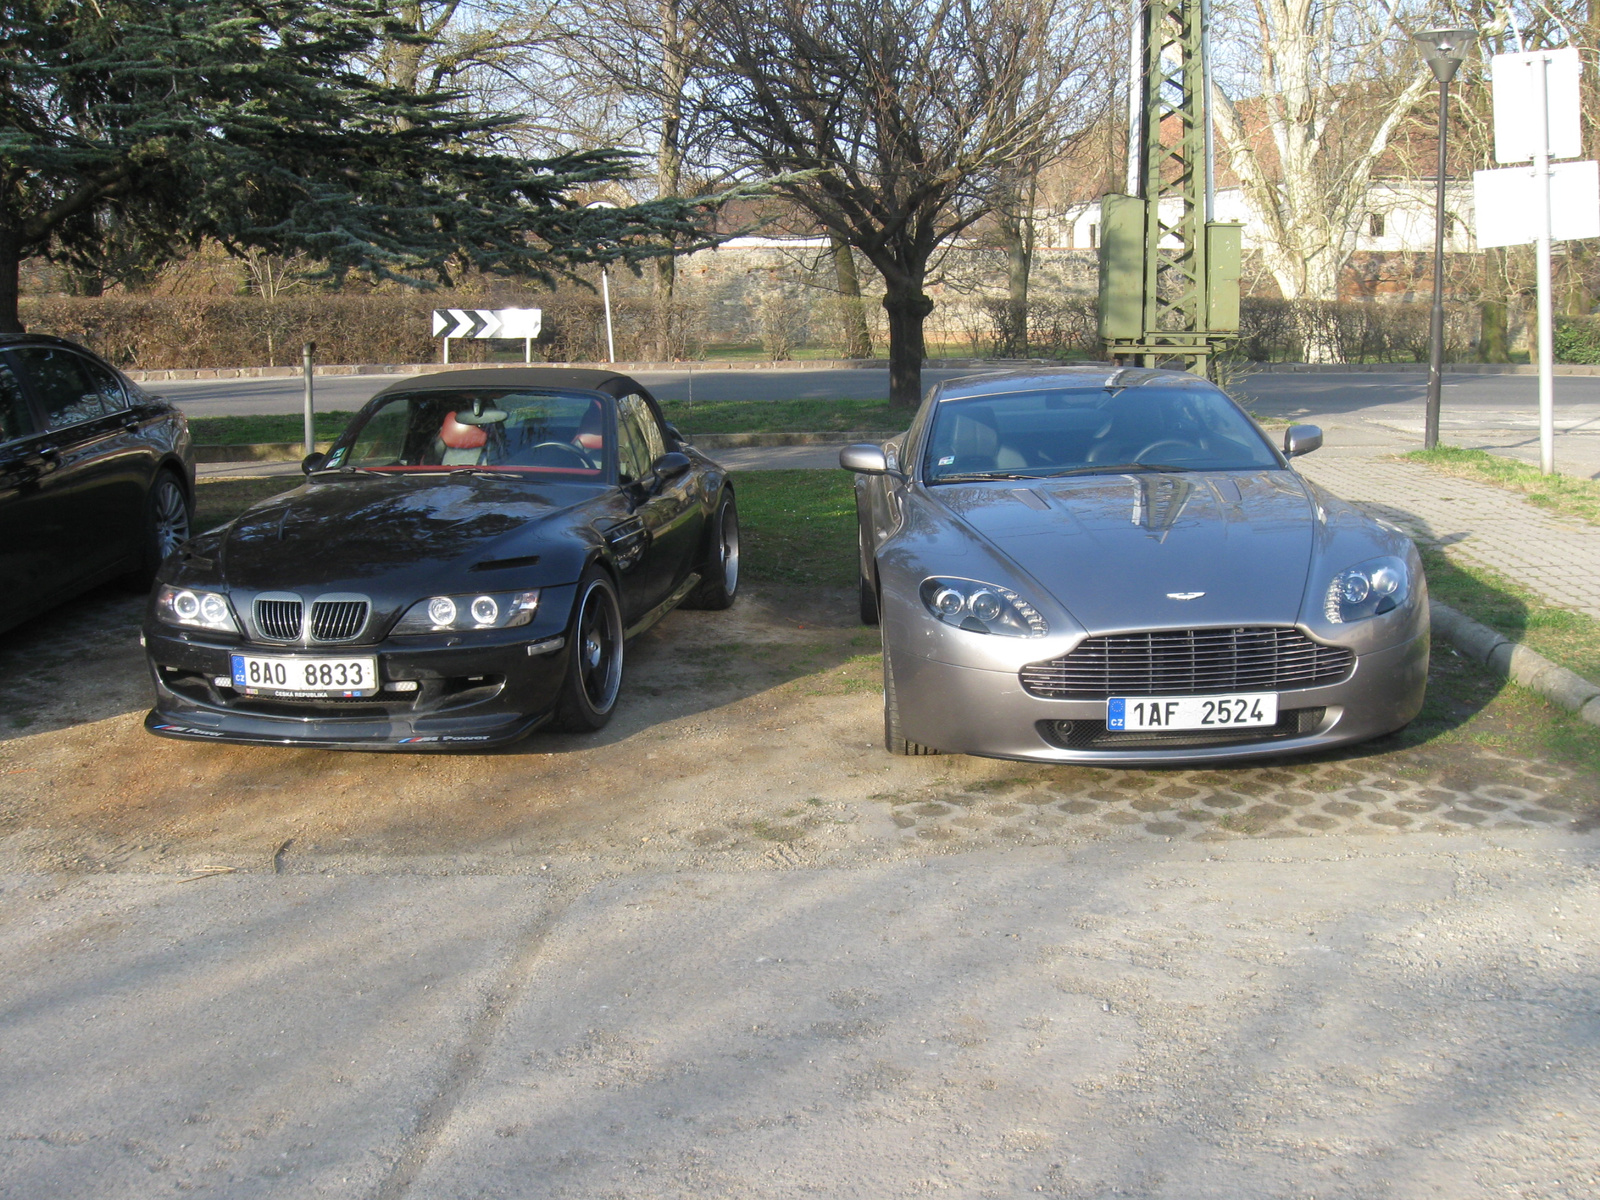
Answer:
xmin=155 ymin=585 xmax=239 ymax=633
xmin=1323 ymin=556 xmax=1409 ymax=623
xmin=919 ymin=577 xmax=1047 ymax=637
xmin=393 ymin=590 xmax=540 ymax=633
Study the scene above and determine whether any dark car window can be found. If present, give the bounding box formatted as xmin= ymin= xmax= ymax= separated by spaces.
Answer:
xmin=619 ymin=394 xmax=666 ymax=463
xmin=328 ymin=387 xmax=610 ymax=479
xmin=0 ymin=361 xmax=36 ymax=443
xmin=923 ymin=385 xmax=1279 ymax=481
xmin=615 ymin=402 xmax=653 ymax=484
xmin=12 ymin=346 xmax=106 ymax=431
xmin=77 ymin=355 xmax=128 ymax=413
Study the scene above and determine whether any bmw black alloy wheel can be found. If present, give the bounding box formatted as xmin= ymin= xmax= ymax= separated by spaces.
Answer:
xmin=576 ymin=578 xmax=623 ymax=713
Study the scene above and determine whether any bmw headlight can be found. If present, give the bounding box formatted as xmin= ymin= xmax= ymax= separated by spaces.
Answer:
xmin=155 ymin=585 xmax=239 ymax=633
xmin=1323 ymin=556 xmax=1409 ymax=623
xmin=919 ymin=577 xmax=1048 ymax=637
xmin=392 ymin=590 xmax=540 ymax=633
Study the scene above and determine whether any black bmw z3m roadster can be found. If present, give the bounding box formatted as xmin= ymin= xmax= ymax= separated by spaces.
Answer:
xmin=142 ymin=368 xmax=738 ymax=750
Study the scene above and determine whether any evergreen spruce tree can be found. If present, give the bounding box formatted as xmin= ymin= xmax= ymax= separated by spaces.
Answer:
xmin=0 ymin=0 xmax=717 ymax=331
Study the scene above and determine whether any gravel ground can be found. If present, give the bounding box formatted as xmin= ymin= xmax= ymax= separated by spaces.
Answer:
xmin=1 ymin=583 xmax=1598 ymax=1198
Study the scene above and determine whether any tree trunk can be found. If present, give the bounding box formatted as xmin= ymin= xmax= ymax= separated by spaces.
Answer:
xmin=0 ymin=229 xmax=22 ymax=333
xmin=883 ymin=286 xmax=933 ymax=408
xmin=1479 ymin=300 xmax=1508 ymax=363
xmin=652 ymin=0 xmax=689 ymax=361
xmin=1001 ymin=207 xmax=1032 ymax=357
xmin=831 ymin=236 xmax=872 ymax=358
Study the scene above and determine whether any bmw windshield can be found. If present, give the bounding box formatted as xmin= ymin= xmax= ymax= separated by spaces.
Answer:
xmin=923 ymin=385 xmax=1280 ymax=483
xmin=323 ymin=388 xmax=610 ymax=480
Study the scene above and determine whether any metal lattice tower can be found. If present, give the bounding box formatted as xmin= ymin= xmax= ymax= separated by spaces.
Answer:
xmin=1097 ymin=0 xmax=1240 ymax=373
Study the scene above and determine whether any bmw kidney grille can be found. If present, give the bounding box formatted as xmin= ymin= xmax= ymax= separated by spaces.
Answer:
xmin=252 ymin=595 xmax=370 ymax=643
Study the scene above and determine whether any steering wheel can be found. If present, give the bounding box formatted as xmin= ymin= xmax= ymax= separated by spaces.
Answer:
xmin=527 ymin=441 xmax=594 ymax=468
xmin=1133 ymin=439 xmax=1195 ymax=463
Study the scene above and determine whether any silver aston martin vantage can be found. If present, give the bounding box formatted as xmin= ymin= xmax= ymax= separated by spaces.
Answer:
xmin=841 ymin=366 xmax=1428 ymax=764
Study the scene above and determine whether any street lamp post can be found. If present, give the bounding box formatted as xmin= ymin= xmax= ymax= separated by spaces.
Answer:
xmin=1414 ymin=27 xmax=1474 ymax=451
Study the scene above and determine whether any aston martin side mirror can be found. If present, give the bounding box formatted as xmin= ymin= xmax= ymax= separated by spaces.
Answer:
xmin=840 ymin=443 xmax=890 ymax=474
xmin=301 ymin=451 xmax=326 ymax=474
xmin=1283 ymin=425 xmax=1323 ymax=458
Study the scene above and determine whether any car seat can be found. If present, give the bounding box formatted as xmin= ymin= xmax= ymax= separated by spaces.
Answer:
xmin=945 ymin=404 xmax=1026 ymax=472
xmin=438 ymin=412 xmax=488 ymax=465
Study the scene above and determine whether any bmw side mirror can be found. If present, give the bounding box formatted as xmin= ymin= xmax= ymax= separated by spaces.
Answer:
xmin=301 ymin=451 xmax=326 ymax=474
xmin=650 ymin=451 xmax=692 ymax=485
xmin=664 ymin=422 xmax=691 ymax=446
xmin=840 ymin=443 xmax=890 ymax=474
xmin=1283 ymin=425 xmax=1323 ymax=458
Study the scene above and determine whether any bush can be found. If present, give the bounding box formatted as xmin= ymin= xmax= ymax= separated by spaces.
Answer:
xmin=1554 ymin=317 xmax=1600 ymax=364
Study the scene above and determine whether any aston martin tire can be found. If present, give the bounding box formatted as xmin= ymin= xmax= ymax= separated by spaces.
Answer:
xmin=883 ymin=641 xmax=941 ymax=756
xmin=553 ymin=566 xmax=625 ymax=732
xmin=858 ymin=528 xmax=880 ymax=626
xmin=682 ymin=489 xmax=739 ymax=610
xmin=131 ymin=469 xmax=192 ymax=588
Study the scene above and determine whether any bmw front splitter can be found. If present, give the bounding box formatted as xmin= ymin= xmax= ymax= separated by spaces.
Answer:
xmin=143 ymin=708 xmax=549 ymax=752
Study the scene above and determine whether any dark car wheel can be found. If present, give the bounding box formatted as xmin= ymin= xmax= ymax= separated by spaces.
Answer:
xmin=553 ymin=566 xmax=625 ymax=732
xmin=682 ymin=489 xmax=739 ymax=610
xmin=858 ymin=526 xmax=880 ymax=626
xmin=883 ymin=641 xmax=941 ymax=756
xmin=133 ymin=470 xmax=192 ymax=587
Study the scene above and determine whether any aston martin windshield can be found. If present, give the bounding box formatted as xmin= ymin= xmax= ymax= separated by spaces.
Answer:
xmin=923 ymin=386 xmax=1279 ymax=482
xmin=325 ymin=388 xmax=609 ymax=479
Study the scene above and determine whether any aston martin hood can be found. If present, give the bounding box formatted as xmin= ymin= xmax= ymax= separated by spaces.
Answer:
xmin=934 ymin=471 xmax=1318 ymax=631
xmin=215 ymin=474 xmax=587 ymax=590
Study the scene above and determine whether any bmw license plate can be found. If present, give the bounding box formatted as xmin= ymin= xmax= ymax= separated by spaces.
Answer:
xmin=1107 ymin=693 xmax=1277 ymax=732
xmin=231 ymin=653 xmax=379 ymax=697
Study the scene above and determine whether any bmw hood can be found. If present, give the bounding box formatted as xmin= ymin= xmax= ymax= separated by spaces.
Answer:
xmin=932 ymin=471 xmax=1318 ymax=631
xmin=213 ymin=474 xmax=590 ymax=591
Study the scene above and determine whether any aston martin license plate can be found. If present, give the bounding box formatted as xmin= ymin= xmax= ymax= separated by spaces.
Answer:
xmin=1107 ymin=693 xmax=1277 ymax=732
xmin=230 ymin=653 xmax=379 ymax=697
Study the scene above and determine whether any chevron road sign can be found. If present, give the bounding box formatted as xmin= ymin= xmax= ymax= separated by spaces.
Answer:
xmin=432 ymin=307 xmax=542 ymax=363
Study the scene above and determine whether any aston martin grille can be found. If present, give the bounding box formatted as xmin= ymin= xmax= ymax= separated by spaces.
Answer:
xmin=255 ymin=599 xmax=303 ymax=641
xmin=310 ymin=600 xmax=369 ymax=642
xmin=1020 ymin=627 xmax=1354 ymax=699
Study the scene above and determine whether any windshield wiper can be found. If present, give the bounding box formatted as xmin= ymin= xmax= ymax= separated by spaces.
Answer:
xmin=446 ymin=467 xmax=525 ymax=479
xmin=929 ymin=471 xmax=1041 ymax=484
xmin=1039 ymin=463 xmax=1194 ymax=477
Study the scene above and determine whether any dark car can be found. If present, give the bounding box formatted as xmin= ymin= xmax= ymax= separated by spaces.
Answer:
xmin=142 ymin=367 xmax=738 ymax=750
xmin=0 ymin=334 xmax=194 ymax=634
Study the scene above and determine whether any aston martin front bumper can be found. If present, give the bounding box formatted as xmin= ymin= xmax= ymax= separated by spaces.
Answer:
xmin=886 ymin=630 xmax=1430 ymax=765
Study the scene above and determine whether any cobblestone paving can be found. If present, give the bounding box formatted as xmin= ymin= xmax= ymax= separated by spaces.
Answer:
xmin=866 ymin=751 xmax=1597 ymax=849
xmin=1293 ymin=434 xmax=1600 ymax=619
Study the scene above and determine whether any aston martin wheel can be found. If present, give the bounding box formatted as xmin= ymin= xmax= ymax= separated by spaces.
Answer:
xmin=134 ymin=470 xmax=191 ymax=587
xmin=883 ymin=641 xmax=941 ymax=756
xmin=554 ymin=566 xmax=625 ymax=732
xmin=684 ymin=489 xmax=739 ymax=610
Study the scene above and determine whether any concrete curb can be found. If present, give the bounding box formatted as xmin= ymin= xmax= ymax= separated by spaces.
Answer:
xmin=1431 ymin=600 xmax=1600 ymax=726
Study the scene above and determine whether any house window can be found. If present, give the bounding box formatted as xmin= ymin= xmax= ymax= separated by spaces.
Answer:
xmin=1088 ymin=223 xmax=1098 ymax=249
xmin=1368 ymin=213 xmax=1385 ymax=238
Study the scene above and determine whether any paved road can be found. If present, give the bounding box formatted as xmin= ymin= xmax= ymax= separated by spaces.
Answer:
xmin=158 ymin=367 xmax=1600 ymax=477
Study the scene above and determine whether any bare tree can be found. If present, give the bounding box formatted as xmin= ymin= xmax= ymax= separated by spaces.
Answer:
xmin=1208 ymin=0 xmax=1432 ymax=315
xmin=688 ymin=0 xmax=1103 ymax=404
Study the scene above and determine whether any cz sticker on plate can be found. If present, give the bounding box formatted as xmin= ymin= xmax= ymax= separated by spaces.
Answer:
xmin=1107 ymin=693 xmax=1278 ymax=732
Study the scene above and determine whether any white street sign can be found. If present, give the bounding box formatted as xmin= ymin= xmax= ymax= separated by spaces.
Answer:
xmin=431 ymin=307 xmax=543 ymax=340
xmin=1493 ymin=48 xmax=1582 ymax=162
xmin=1474 ymin=160 xmax=1600 ymax=247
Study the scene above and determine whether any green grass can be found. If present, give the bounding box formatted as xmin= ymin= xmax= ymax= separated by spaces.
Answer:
xmin=665 ymin=398 xmax=906 ymax=436
xmin=1403 ymin=445 xmax=1600 ymax=525
xmin=188 ymin=412 xmax=360 ymax=445
xmin=731 ymin=469 xmax=857 ymax=589
xmin=1421 ymin=545 xmax=1600 ymax=683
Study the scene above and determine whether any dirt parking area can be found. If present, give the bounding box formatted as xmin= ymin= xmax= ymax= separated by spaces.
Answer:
xmin=3 ymin=576 xmax=1600 ymax=1199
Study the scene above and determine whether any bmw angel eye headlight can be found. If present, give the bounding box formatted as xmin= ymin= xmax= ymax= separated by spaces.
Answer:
xmin=1324 ymin=556 xmax=1409 ymax=623
xmin=919 ymin=578 xmax=1048 ymax=637
xmin=393 ymin=590 xmax=540 ymax=633
xmin=155 ymin=585 xmax=239 ymax=633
